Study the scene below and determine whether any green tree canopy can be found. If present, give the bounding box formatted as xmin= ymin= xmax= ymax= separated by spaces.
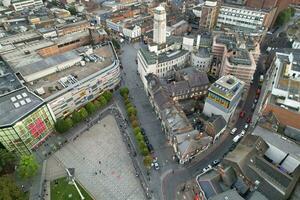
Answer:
xmin=140 ymin=147 xmax=149 ymax=156
xmin=55 ymin=118 xmax=72 ymax=133
xmin=103 ymin=91 xmax=113 ymax=102
xmin=0 ymin=175 xmax=27 ymax=200
xmin=71 ymin=111 xmax=82 ymax=124
xmin=143 ymin=155 xmax=153 ymax=168
xmin=138 ymin=141 xmax=147 ymax=150
xmin=79 ymin=108 xmax=88 ymax=119
xmin=125 ymin=102 xmax=133 ymax=110
xmin=120 ymin=87 xmax=129 ymax=97
xmin=98 ymin=96 xmax=107 ymax=107
xmin=93 ymin=100 xmax=101 ymax=109
xmin=275 ymin=8 xmax=293 ymax=26
xmin=131 ymin=120 xmax=139 ymax=128
xmin=133 ymin=127 xmax=141 ymax=135
xmin=85 ymin=102 xmax=96 ymax=114
xmin=67 ymin=6 xmax=77 ymax=15
xmin=127 ymin=106 xmax=137 ymax=116
xmin=0 ymin=149 xmax=16 ymax=174
xmin=135 ymin=132 xmax=144 ymax=143
xmin=17 ymin=155 xmax=39 ymax=179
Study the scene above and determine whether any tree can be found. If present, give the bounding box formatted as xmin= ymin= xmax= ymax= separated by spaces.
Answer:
xmin=93 ymin=100 xmax=101 ymax=109
xmin=129 ymin=114 xmax=137 ymax=123
xmin=133 ymin=127 xmax=141 ymax=135
xmin=17 ymin=155 xmax=39 ymax=179
xmin=67 ymin=6 xmax=77 ymax=15
xmin=143 ymin=155 xmax=153 ymax=168
xmin=140 ymin=147 xmax=149 ymax=156
xmin=131 ymin=120 xmax=139 ymax=128
xmin=127 ymin=106 xmax=137 ymax=116
xmin=111 ymin=38 xmax=120 ymax=49
xmin=275 ymin=8 xmax=292 ymax=26
xmin=138 ymin=141 xmax=147 ymax=150
xmin=55 ymin=118 xmax=72 ymax=133
xmin=103 ymin=91 xmax=113 ymax=102
xmin=120 ymin=87 xmax=129 ymax=97
xmin=125 ymin=102 xmax=133 ymax=110
xmin=135 ymin=132 xmax=144 ymax=143
xmin=85 ymin=102 xmax=96 ymax=114
xmin=71 ymin=111 xmax=82 ymax=124
xmin=124 ymin=98 xmax=130 ymax=106
xmin=79 ymin=108 xmax=88 ymax=119
xmin=0 ymin=175 xmax=27 ymax=200
xmin=0 ymin=149 xmax=16 ymax=174
xmin=98 ymin=96 xmax=107 ymax=107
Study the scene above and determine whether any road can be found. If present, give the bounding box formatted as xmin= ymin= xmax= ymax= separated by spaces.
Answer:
xmin=118 ymin=42 xmax=262 ymax=200
xmin=117 ymin=42 xmax=178 ymax=200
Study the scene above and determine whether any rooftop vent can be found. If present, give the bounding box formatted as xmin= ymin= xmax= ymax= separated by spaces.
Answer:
xmin=226 ymin=78 xmax=235 ymax=85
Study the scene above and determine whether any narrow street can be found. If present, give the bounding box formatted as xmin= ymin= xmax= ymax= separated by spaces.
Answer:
xmin=117 ymin=42 xmax=263 ymax=200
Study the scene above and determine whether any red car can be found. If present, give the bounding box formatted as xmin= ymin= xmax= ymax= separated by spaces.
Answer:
xmin=256 ymin=88 xmax=261 ymax=95
xmin=239 ymin=111 xmax=245 ymax=118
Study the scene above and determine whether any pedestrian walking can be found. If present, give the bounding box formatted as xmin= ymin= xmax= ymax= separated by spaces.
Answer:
xmin=99 ymin=161 xmax=101 ymax=164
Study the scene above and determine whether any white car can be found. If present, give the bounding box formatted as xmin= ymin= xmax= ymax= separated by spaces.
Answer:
xmin=240 ymin=130 xmax=246 ymax=136
xmin=231 ymin=128 xmax=237 ymax=135
xmin=153 ymin=162 xmax=159 ymax=170
xmin=202 ymin=164 xmax=212 ymax=173
xmin=244 ymin=123 xmax=249 ymax=130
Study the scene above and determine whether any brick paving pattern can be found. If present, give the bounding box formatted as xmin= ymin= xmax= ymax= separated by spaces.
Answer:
xmin=54 ymin=115 xmax=145 ymax=200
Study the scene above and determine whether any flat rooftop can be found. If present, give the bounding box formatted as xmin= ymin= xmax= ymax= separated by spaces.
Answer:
xmin=0 ymin=87 xmax=44 ymax=127
xmin=0 ymin=59 xmax=22 ymax=96
xmin=210 ymin=75 xmax=244 ymax=100
xmin=26 ymin=44 xmax=115 ymax=99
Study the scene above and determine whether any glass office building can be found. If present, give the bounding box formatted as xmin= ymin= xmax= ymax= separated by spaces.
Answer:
xmin=0 ymin=88 xmax=55 ymax=156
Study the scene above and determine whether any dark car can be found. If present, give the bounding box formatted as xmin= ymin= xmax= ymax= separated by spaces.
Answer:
xmin=144 ymin=136 xmax=150 ymax=145
xmin=147 ymin=144 xmax=154 ymax=153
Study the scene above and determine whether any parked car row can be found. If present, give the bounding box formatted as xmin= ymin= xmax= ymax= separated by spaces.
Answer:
xmin=141 ymin=128 xmax=159 ymax=170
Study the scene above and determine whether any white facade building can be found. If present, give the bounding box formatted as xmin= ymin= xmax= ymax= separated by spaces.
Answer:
xmin=191 ymin=47 xmax=212 ymax=72
xmin=217 ymin=5 xmax=266 ymax=31
xmin=153 ymin=5 xmax=166 ymax=44
xmin=12 ymin=0 xmax=43 ymax=11
xmin=123 ymin=25 xmax=141 ymax=39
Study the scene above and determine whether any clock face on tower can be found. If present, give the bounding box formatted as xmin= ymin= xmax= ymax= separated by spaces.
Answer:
xmin=28 ymin=118 xmax=46 ymax=138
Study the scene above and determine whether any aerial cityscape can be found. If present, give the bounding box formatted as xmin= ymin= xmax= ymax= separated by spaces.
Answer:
xmin=0 ymin=0 xmax=299 ymax=200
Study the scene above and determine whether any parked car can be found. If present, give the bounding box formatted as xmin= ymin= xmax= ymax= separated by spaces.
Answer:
xmin=240 ymin=130 xmax=246 ymax=136
xmin=153 ymin=162 xmax=159 ymax=170
xmin=202 ymin=165 xmax=212 ymax=173
xmin=233 ymin=135 xmax=242 ymax=143
xmin=254 ymin=99 xmax=258 ymax=103
xmin=239 ymin=111 xmax=245 ymax=118
xmin=256 ymin=88 xmax=261 ymax=95
xmin=212 ymin=160 xmax=220 ymax=166
xmin=231 ymin=128 xmax=237 ymax=135
xmin=251 ymin=103 xmax=256 ymax=111
xmin=147 ymin=144 xmax=154 ymax=153
xmin=144 ymin=136 xmax=150 ymax=145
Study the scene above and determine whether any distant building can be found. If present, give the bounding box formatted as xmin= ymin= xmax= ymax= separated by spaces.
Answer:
xmin=199 ymin=0 xmax=219 ymax=30
xmin=0 ymin=61 xmax=55 ymax=156
xmin=223 ymin=134 xmax=300 ymax=200
xmin=205 ymin=115 xmax=227 ymax=142
xmin=191 ymin=47 xmax=213 ymax=72
xmin=123 ymin=25 xmax=141 ymax=40
xmin=11 ymin=0 xmax=44 ymax=11
xmin=260 ymin=50 xmax=300 ymax=131
xmin=203 ymin=75 xmax=244 ymax=122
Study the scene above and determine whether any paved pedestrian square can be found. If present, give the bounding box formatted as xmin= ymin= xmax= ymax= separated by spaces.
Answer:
xmin=54 ymin=114 xmax=145 ymax=200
